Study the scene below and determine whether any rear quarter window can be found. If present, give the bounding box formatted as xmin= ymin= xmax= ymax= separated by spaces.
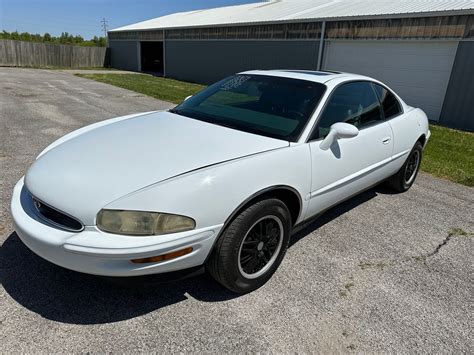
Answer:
xmin=373 ymin=83 xmax=402 ymax=119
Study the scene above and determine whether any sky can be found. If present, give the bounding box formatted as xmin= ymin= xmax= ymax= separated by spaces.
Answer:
xmin=0 ymin=0 xmax=259 ymax=39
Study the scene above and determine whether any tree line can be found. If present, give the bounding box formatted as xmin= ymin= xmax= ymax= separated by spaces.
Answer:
xmin=0 ymin=30 xmax=107 ymax=47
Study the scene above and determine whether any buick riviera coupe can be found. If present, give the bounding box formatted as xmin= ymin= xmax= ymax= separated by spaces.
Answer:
xmin=11 ymin=70 xmax=430 ymax=293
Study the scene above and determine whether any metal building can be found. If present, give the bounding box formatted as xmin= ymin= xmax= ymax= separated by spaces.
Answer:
xmin=108 ymin=0 xmax=474 ymax=131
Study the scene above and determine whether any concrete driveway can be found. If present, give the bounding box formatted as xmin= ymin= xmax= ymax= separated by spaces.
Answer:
xmin=0 ymin=68 xmax=472 ymax=353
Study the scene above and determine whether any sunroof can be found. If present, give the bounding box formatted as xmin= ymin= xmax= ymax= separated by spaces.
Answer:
xmin=283 ymin=70 xmax=339 ymax=76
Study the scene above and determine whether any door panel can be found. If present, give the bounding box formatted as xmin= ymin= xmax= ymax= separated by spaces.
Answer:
xmin=306 ymin=122 xmax=393 ymax=219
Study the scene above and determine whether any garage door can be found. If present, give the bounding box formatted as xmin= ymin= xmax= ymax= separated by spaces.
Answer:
xmin=323 ymin=40 xmax=458 ymax=121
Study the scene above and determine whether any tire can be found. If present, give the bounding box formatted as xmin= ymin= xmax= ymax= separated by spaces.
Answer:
xmin=386 ymin=141 xmax=423 ymax=192
xmin=207 ymin=198 xmax=291 ymax=294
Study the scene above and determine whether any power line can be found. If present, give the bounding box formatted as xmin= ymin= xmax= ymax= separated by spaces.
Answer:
xmin=100 ymin=17 xmax=108 ymax=38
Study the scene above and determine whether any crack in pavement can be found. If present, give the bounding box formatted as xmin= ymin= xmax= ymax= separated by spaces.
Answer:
xmin=425 ymin=233 xmax=453 ymax=258
xmin=359 ymin=228 xmax=473 ymax=270
xmin=426 ymin=228 xmax=473 ymax=258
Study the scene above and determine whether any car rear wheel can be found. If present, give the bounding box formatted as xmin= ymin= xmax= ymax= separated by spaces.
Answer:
xmin=386 ymin=141 xmax=423 ymax=192
xmin=206 ymin=198 xmax=291 ymax=294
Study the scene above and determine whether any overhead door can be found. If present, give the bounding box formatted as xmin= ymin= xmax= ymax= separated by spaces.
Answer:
xmin=323 ymin=40 xmax=458 ymax=121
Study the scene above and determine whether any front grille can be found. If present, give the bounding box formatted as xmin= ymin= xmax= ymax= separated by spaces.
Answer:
xmin=32 ymin=196 xmax=84 ymax=232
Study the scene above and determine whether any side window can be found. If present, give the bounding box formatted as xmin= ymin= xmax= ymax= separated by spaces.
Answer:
xmin=372 ymin=83 xmax=402 ymax=119
xmin=312 ymin=82 xmax=382 ymax=139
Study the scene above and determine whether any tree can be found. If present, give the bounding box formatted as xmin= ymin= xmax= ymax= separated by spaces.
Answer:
xmin=20 ymin=32 xmax=31 ymax=41
xmin=10 ymin=31 xmax=20 ymax=40
xmin=0 ymin=29 xmax=106 ymax=46
xmin=73 ymin=35 xmax=84 ymax=44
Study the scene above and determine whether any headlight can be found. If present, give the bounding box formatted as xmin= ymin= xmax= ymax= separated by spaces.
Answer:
xmin=96 ymin=210 xmax=196 ymax=236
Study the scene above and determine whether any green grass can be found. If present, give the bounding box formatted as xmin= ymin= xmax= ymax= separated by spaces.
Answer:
xmin=76 ymin=74 xmax=473 ymax=186
xmin=76 ymin=73 xmax=205 ymax=104
xmin=63 ymin=67 xmax=117 ymax=70
xmin=422 ymin=125 xmax=473 ymax=186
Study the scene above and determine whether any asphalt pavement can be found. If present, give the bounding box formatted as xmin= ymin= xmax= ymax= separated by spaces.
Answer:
xmin=0 ymin=68 xmax=472 ymax=352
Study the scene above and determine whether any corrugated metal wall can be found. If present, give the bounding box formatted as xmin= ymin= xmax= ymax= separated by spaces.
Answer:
xmin=161 ymin=15 xmax=473 ymax=41
xmin=439 ymin=41 xmax=474 ymax=131
xmin=165 ymin=40 xmax=320 ymax=84
xmin=109 ymin=40 xmax=140 ymax=71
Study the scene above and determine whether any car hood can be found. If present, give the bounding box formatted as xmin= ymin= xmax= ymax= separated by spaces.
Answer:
xmin=25 ymin=111 xmax=288 ymax=225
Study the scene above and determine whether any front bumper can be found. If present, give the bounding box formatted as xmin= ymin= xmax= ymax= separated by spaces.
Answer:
xmin=11 ymin=178 xmax=222 ymax=277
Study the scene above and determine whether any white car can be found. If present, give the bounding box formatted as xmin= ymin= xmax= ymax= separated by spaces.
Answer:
xmin=11 ymin=70 xmax=430 ymax=293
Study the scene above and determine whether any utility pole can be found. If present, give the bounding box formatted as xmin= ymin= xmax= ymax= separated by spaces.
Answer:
xmin=100 ymin=17 xmax=109 ymax=38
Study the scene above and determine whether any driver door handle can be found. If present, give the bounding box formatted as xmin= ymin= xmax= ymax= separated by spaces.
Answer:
xmin=382 ymin=137 xmax=392 ymax=145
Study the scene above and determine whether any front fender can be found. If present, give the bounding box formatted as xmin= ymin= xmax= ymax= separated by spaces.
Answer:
xmin=104 ymin=144 xmax=312 ymax=228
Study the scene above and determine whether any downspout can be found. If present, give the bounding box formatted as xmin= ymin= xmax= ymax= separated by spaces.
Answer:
xmin=317 ymin=21 xmax=326 ymax=70
xmin=137 ymin=41 xmax=142 ymax=72
xmin=163 ymin=29 xmax=166 ymax=77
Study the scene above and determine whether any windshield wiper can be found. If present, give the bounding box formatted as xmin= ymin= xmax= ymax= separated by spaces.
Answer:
xmin=168 ymin=108 xmax=180 ymax=114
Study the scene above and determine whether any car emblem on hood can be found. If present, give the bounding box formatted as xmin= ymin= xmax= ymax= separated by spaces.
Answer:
xmin=33 ymin=198 xmax=42 ymax=211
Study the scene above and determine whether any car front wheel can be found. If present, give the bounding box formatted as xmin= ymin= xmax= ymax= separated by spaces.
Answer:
xmin=207 ymin=198 xmax=291 ymax=294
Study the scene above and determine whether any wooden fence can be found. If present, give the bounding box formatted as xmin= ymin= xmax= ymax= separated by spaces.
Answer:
xmin=0 ymin=39 xmax=109 ymax=68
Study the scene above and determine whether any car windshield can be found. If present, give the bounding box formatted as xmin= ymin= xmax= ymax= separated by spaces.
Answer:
xmin=170 ymin=74 xmax=326 ymax=141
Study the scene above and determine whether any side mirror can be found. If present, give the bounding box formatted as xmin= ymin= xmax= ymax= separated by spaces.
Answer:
xmin=184 ymin=95 xmax=192 ymax=101
xmin=320 ymin=122 xmax=359 ymax=151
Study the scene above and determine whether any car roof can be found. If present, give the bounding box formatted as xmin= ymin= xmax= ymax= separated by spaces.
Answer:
xmin=239 ymin=69 xmax=373 ymax=85
xmin=240 ymin=69 xmax=408 ymax=113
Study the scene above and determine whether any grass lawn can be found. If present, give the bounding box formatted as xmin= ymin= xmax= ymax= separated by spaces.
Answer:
xmin=62 ymin=67 xmax=118 ymax=70
xmin=77 ymin=73 xmax=473 ymax=186
xmin=422 ymin=125 xmax=473 ymax=186
xmin=76 ymin=73 xmax=205 ymax=104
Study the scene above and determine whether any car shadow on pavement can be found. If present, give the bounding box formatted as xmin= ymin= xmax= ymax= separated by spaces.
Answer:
xmin=0 ymin=233 xmax=239 ymax=324
xmin=290 ymin=186 xmax=380 ymax=247
xmin=0 ymin=186 xmax=382 ymax=325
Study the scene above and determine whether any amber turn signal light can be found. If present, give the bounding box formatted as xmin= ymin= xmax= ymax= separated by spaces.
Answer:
xmin=131 ymin=247 xmax=193 ymax=264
